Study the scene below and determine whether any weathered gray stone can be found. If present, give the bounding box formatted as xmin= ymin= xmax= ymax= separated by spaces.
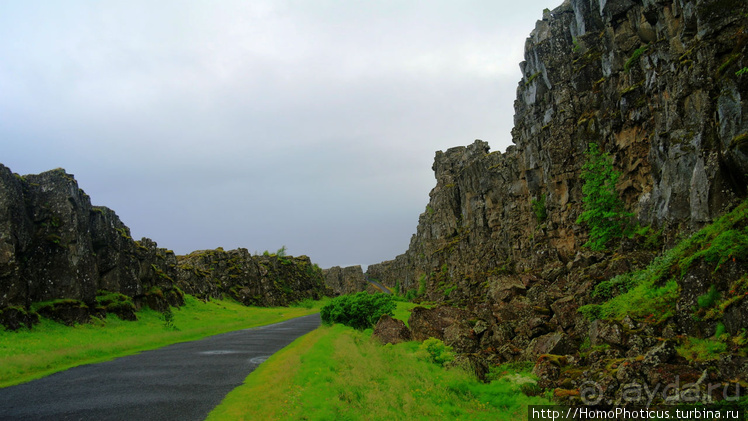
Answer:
xmin=323 ymin=265 xmax=370 ymax=295
xmin=528 ymin=332 xmax=577 ymax=358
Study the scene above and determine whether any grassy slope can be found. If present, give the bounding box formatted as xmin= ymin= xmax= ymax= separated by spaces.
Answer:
xmin=0 ymin=295 xmax=323 ymax=388
xmin=580 ymin=198 xmax=748 ymax=323
xmin=208 ymin=303 xmax=551 ymax=421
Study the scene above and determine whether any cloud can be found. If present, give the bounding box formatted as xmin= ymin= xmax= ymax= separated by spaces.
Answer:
xmin=0 ymin=0 xmax=562 ymax=267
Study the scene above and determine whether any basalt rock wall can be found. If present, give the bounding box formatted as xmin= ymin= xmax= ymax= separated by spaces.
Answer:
xmin=0 ymin=165 xmax=183 ymax=321
xmin=177 ymin=248 xmax=330 ymax=306
xmin=0 ymin=165 xmax=330 ymax=329
xmin=365 ymin=0 xmax=748 ymax=402
xmin=367 ymin=0 xmax=748 ymax=302
xmin=323 ymin=265 xmax=378 ymax=295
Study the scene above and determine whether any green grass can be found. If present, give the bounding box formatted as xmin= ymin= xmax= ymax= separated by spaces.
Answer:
xmin=0 ymin=295 xmax=322 ymax=388
xmin=676 ymin=336 xmax=728 ymax=361
xmin=579 ymin=198 xmax=748 ymax=321
xmin=207 ymin=325 xmax=551 ymax=421
xmin=392 ymin=301 xmax=421 ymax=327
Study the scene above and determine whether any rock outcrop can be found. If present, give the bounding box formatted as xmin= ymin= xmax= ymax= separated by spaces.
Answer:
xmin=176 ymin=248 xmax=330 ymax=306
xmin=0 ymin=165 xmax=183 ymax=327
xmin=368 ymin=0 xmax=748 ymax=297
xmin=0 ymin=165 xmax=331 ymax=329
xmin=372 ymin=314 xmax=412 ymax=344
xmin=367 ymin=0 xmax=748 ymax=403
xmin=323 ymin=265 xmax=369 ymax=295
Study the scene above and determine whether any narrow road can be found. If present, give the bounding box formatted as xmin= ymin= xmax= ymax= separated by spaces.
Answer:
xmin=0 ymin=313 xmax=320 ymax=421
xmin=365 ymin=276 xmax=391 ymax=294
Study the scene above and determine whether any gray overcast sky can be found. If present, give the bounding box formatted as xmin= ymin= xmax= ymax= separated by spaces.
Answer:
xmin=1 ymin=0 xmax=561 ymax=269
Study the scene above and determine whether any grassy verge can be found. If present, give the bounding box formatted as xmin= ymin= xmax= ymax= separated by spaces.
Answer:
xmin=207 ymin=324 xmax=551 ymax=421
xmin=0 ymin=295 xmax=324 ymax=388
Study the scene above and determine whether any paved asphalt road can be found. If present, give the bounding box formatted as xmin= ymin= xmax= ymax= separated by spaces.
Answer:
xmin=0 ymin=313 xmax=321 ymax=421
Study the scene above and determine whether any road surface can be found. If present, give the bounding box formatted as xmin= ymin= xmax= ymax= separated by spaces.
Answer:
xmin=0 ymin=313 xmax=320 ymax=421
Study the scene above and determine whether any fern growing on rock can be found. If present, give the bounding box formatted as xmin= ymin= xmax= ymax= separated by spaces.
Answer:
xmin=576 ymin=143 xmax=632 ymax=251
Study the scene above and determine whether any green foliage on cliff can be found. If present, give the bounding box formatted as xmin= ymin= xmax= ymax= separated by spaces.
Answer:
xmin=320 ymin=292 xmax=395 ymax=330
xmin=580 ymin=198 xmax=748 ymax=322
xmin=624 ymin=45 xmax=649 ymax=72
xmin=531 ymin=194 xmax=547 ymax=223
xmin=577 ymin=143 xmax=632 ymax=251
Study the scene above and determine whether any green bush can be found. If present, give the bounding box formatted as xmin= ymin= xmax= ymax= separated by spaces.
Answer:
xmin=320 ymin=292 xmax=395 ymax=330
xmin=624 ymin=45 xmax=648 ymax=72
xmin=531 ymin=194 xmax=547 ymax=223
xmin=577 ymin=143 xmax=632 ymax=251
xmin=417 ymin=337 xmax=455 ymax=366
xmin=697 ymin=285 xmax=720 ymax=309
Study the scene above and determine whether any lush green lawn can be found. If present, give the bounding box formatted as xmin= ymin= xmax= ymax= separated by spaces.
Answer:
xmin=208 ymin=315 xmax=550 ymax=420
xmin=0 ymin=295 xmax=323 ymax=388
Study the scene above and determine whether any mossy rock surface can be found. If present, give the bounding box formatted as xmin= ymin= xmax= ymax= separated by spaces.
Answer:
xmin=96 ymin=291 xmax=137 ymax=321
xmin=34 ymin=300 xmax=91 ymax=326
xmin=0 ymin=307 xmax=40 ymax=331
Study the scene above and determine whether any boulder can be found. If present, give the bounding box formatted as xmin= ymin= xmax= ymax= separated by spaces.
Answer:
xmin=528 ymin=332 xmax=577 ymax=358
xmin=408 ymin=305 xmax=470 ymax=342
xmin=372 ymin=315 xmax=412 ymax=344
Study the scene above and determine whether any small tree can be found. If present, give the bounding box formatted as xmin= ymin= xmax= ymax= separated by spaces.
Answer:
xmin=576 ymin=143 xmax=632 ymax=250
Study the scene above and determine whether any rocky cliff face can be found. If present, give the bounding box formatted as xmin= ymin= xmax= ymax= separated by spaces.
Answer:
xmin=368 ymin=0 xmax=748 ymax=304
xmin=323 ymin=265 xmax=373 ymax=295
xmin=0 ymin=165 xmax=184 ymax=328
xmin=0 ymin=165 xmax=330 ymax=329
xmin=177 ymin=248 xmax=330 ymax=306
xmin=367 ymin=0 xmax=748 ymax=404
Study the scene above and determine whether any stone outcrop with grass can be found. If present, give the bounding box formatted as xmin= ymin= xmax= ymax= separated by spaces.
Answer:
xmin=176 ymin=248 xmax=330 ymax=306
xmin=322 ymin=265 xmax=373 ymax=295
xmin=0 ymin=165 xmax=183 ymax=328
xmin=366 ymin=0 xmax=748 ymax=405
xmin=0 ymin=166 xmax=331 ymax=330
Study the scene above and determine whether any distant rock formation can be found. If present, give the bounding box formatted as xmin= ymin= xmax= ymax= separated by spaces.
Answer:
xmin=177 ymin=248 xmax=331 ymax=306
xmin=322 ymin=265 xmax=371 ymax=295
xmin=0 ymin=165 xmax=330 ymax=329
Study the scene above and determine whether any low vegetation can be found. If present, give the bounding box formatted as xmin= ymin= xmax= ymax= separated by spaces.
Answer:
xmin=579 ymin=198 xmax=748 ymax=321
xmin=577 ymin=142 xmax=632 ymax=251
xmin=0 ymin=295 xmax=323 ymax=388
xmin=207 ymin=324 xmax=551 ymax=421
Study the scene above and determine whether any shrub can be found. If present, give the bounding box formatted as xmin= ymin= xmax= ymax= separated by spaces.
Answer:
xmin=417 ymin=337 xmax=454 ymax=366
xmin=417 ymin=274 xmax=428 ymax=297
xmin=577 ymin=143 xmax=632 ymax=251
xmin=320 ymin=292 xmax=395 ymax=330
xmin=697 ymin=285 xmax=720 ymax=309
xmin=531 ymin=194 xmax=547 ymax=223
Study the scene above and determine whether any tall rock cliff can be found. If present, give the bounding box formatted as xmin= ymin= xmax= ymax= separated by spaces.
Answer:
xmin=367 ymin=0 xmax=748 ymax=402
xmin=368 ymin=0 xmax=748 ymax=303
xmin=0 ymin=165 xmax=184 ymax=327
